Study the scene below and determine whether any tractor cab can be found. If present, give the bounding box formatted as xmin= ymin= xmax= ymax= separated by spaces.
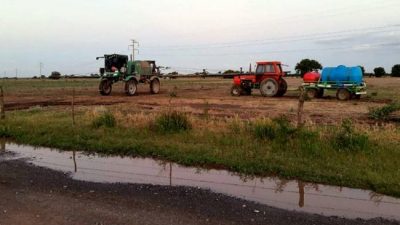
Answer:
xmin=97 ymin=54 xmax=129 ymax=76
xmin=255 ymin=61 xmax=284 ymax=77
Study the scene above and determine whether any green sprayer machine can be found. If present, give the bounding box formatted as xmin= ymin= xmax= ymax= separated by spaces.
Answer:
xmin=96 ymin=54 xmax=161 ymax=96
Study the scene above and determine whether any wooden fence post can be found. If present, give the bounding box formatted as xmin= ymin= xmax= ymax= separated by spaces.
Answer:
xmin=297 ymin=87 xmax=305 ymax=128
xmin=0 ymin=86 xmax=5 ymax=120
xmin=71 ymin=87 xmax=75 ymax=126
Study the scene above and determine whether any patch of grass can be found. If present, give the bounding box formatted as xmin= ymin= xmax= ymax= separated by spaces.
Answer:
xmin=368 ymin=102 xmax=400 ymax=120
xmin=251 ymin=116 xmax=296 ymax=141
xmin=332 ymin=119 xmax=369 ymax=152
xmin=1 ymin=108 xmax=400 ymax=197
xmin=0 ymin=125 xmax=11 ymax=137
xmin=92 ymin=111 xmax=116 ymax=128
xmin=153 ymin=111 xmax=191 ymax=133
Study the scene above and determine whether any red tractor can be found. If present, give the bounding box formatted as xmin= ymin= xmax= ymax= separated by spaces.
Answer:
xmin=230 ymin=61 xmax=287 ymax=97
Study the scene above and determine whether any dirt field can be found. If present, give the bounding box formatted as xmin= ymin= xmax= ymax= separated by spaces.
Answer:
xmin=3 ymin=78 xmax=400 ymax=124
xmin=2 ymin=77 xmax=399 ymax=124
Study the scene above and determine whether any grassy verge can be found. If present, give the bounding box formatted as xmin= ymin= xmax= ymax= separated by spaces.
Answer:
xmin=1 ymin=106 xmax=400 ymax=197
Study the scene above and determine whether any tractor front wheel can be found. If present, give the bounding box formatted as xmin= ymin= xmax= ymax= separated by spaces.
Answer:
xmin=231 ymin=85 xmax=242 ymax=96
xmin=99 ymin=80 xmax=112 ymax=96
xmin=150 ymin=79 xmax=160 ymax=94
xmin=336 ymin=88 xmax=351 ymax=101
xmin=260 ymin=78 xmax=279 ymax=97
xmin=125 ymin=80 xmax=138 ymax=96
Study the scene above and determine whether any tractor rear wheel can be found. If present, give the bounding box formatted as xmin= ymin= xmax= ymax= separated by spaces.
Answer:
xmin=260 ymin=78 xmax=279 ymax=97
xmin=150 ymin=79 xmax=160 ymax=94
xmin=125 ymin=80 xmax=138 ymax=96
xmin=99 ymin=80 xmax=112 ymax=96
xmin=336 ymin=88 xmax=351 ymax=101
xmin=276 ymin=79 xmax=288 ymax=97
xmin=231 ymin=85 xmax=242 ymax=96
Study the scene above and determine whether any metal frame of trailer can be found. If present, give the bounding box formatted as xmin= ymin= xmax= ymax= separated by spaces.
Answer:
xmin=302 ymin=81 xmax=367 ymax=101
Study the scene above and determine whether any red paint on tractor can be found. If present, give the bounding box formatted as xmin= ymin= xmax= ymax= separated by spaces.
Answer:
xmin=230 ymin=61 xmax=287 ymax=97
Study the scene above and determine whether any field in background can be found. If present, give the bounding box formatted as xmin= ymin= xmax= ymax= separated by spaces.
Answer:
xmin=1 ymin=77 xmax=399 ymax=124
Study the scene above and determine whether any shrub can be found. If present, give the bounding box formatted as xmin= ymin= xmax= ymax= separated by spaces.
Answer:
xmin=0 ymin=125 xmax=11 ymax=137
xmin=92 ymin=111 xmax=116 ymax=128
xmin=391 ymin=64 xmax=400 ymax=77
xmin=154 ymin=111 xmax=191 ymax=133
xmin=49 ymin=71 xmax=61 ymax=80
xmin=368 ymin=102 xmax=400 ymax=120
xmin=333 ymin=119 xmax=369 ymax=152
xmin=373 ymin=67 xmax=386 ymax=77
xmin=251 ymin=116 xmax=296 ymax=141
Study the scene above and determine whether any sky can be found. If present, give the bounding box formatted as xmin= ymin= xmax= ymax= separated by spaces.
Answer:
xmin=0 ymin=0 xmax=399 ymax=76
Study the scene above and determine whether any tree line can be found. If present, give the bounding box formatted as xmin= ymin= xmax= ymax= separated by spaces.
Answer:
xmin=294 ymin=59 xmax=400 ymax=77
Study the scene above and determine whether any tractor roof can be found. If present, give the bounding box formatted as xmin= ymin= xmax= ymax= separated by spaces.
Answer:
xmin=256 ymin=61 xmax=282 ymax=65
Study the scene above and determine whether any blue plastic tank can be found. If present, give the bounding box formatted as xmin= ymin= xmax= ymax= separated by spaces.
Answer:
xmin=321 ymin=65 xmax=363 ymax=85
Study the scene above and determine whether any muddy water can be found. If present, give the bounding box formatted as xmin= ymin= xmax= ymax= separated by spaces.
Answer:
xmin=2 ymin=141 xmax=400 ymax=221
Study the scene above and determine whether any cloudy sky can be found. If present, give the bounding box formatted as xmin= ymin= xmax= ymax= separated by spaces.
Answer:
xmin=1 ymin=0 xmax=399 ymax=76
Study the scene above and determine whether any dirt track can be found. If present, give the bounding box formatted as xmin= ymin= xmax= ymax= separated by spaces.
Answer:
xmin=4 ymin=77 xmax=395 ymax=124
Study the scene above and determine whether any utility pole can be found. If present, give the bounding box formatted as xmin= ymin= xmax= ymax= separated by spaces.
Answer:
xmin=39 ymin=62 xmax=43 ymax=76
xmin=15 ymin=68 xmax=18 ymax=79
xmin=129 ymin=39 xmax=139 ymax=61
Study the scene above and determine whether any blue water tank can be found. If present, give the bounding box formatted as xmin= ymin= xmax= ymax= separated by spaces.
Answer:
xmin=321 ymin=65 xmax=363 ymax=85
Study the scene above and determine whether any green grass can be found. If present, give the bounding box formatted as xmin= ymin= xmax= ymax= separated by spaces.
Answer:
xmin=0 ymin=78 xmax=98 ymax=93
xmin=1 ymin=108 xmax=400 ymax=197
xmin=369 ymin=102 xmax=400 ymax=121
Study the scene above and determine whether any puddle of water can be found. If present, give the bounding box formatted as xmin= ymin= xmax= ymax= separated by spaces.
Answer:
xmin=2 ymin=141 xmax=400 ymax=221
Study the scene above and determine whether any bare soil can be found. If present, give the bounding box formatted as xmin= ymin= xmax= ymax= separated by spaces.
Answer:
xmin=4 ymin=77 xmax=397 ymax=124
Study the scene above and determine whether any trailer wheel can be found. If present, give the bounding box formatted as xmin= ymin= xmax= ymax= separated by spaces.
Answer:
xmin=231 ymin=85 xmax=242 ymax=96
xmin=316 ymin=88 xmax=324 ymax=98
xmin=260 ymin=78 xmax=279 ymax=97
xmin=276 ymin=79 xmax=288 ymax=97
xmin=99 ymin=80 xmax=112 ymax=96
xmin=336 ymin=88 xmax=351 ymax=101
xmin=352 ymin=94 xmax=361 ymax=100
xmin=125 ymin=80 xmax=138 ymax=96
xmin=306 ymin=88 xmax=317 ymax=99
xmin=150 ymin=78 xmax=160 ymax=94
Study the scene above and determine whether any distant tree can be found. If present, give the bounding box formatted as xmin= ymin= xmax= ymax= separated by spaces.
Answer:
xmin=49 ymin=71 xmax=61 ymax=80
xmin=223 ymin=69 xmax=240 ymax=74
xmin=168 ymin=71 xmax=178 ymax=75
xmin=358 ymin=66 xmax=365 ymax=76
xmin=391 ymin=64 xmax=400 ymax=77
xmin=295 ymin=59 xmax=322 ymax=77
xmin=373 ymin=67 xmax=386 ymax=77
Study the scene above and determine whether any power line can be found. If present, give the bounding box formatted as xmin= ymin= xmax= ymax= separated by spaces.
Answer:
xmin=152 ymin=1 xmax=400 ymax=41
xmin=141 ymin=24 xmax=400 ymax=50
